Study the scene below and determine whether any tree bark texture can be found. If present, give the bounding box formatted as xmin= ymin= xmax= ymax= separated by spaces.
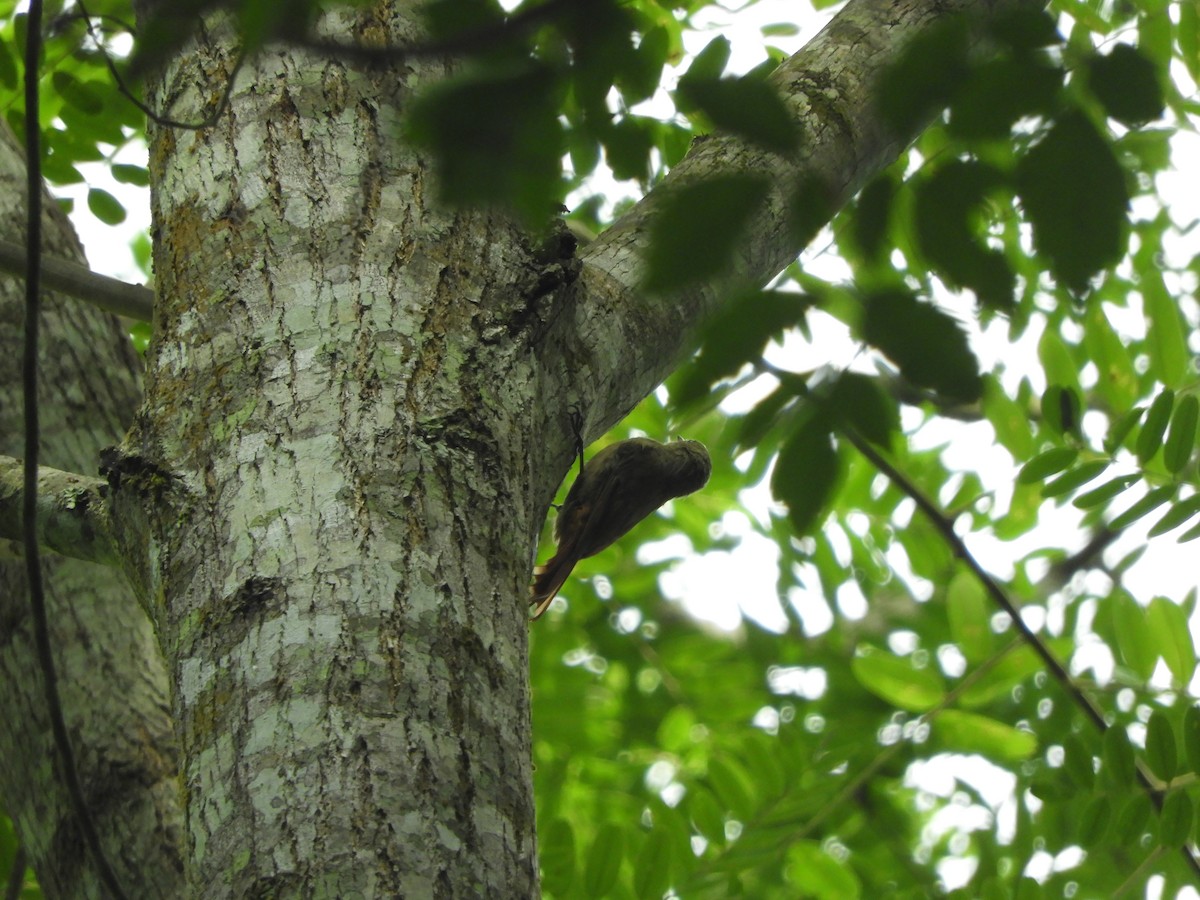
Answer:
xmin=0 ymin=122 xmax=185 ymax=898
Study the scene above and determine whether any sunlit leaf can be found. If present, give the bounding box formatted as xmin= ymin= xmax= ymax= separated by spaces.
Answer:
xmin=851 ymin=645 xmax=945 ymax=712
xmin=1146 ymin=598 xmax=1196 ymax=686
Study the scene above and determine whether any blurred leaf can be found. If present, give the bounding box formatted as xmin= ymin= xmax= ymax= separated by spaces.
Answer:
xmin=1086 ymin=44 xmax=1164 ymax=126
xmin=1160 ymin=792 xmax=1193 ymax=847
xmin=827 ymin=372 xmax=898 ymax=448
xmin=1041 ymin=460 xmax=1109 ymax=499
xmin=583 ymin=823 xmax=624 ymax=898
xmin=913 ymin=160 xmax=1014 ymax=309
xmin=772 ymin=413 xmax=838 ymax=536
xmin=982 ymin=375 xmax=1034 ymax=458
xmin=644 ymin=174 xmax=770 ymax=292
xmin=1146 ymin=711 xmax=1177 ymax=782
xmin=860 ymin=288 xmax=982 ymax=403
xmin=1149 ymin=493 xmax=1200 ymax=538
xmin=850 ymin=174 xmax=895 ymax=262
xmin=878 ymin=15 xmax=970 ymax=135
xmin=633 ymin=828 xmax=671 ymax=900
xmin=672 ymin=290 xmax=812 ymax=408
xmin=1109 ymin=485 xmax=1175 ymax=530
xmin=1140 ymin=269 xmax=1189 ymax=388
xmin=933 ymin=710 xmax=1037 ymax=763
xmin=677 ymin=75 xmax=799 ymax=154
xmin=946 ymin=569 xmax=993 ymax=662
xmin=851 ymin=645 xmax=945 ymax=712
xmin=948 ymin=56 xmax=1061 ymax=139
xmin=707 ymin=756 xmax=756 ymax=820
xmin=1017 ymin=447 xmax=1078 ymax=484
xmin=1109 ymin=592 xmax=1156 ymax=681
xmin=1102 ymin=725 xmax=1137 ymax=789
xmin=87 ymin=187 xmax=126 ymax=224
xmin=1016 ymin=112 xmax=1128 ymax=291
xmin=542 ymin=819 xmax=577 ymax=896
xmin=785 ymin=840 xmax=861 ymax=900
xmin=1146 ymin=597 xmax=1196 ymax=686
xmin=406 ymin=62 xmax=563 ymax=224
xmin=684 ymin=35 xmax=730 ymax=84
xmin=1136 ymin=388 xmax=1174 ymax=465
xmin=1163 ymin=394 xmax=1198 ymax=473
xmin=1184 ymin=706 xmax=1200 ymax=775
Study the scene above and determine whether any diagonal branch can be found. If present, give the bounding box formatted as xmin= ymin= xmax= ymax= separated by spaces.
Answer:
xmin=0 ymin=455 xmax=119 ymax=567
xmin=0 ymin=239 xmax=153 ymax=321
xmin=841 ymin=426 xmax=1200 ymax=880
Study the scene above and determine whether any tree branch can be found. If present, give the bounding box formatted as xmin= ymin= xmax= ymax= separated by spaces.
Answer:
xmin=0 ymin=239 xmax=153 ymax=321
xmin=841 ymin=427 xmax=1200 ymax=880
xmin=0 ymin=455 xmax=119 ymax=567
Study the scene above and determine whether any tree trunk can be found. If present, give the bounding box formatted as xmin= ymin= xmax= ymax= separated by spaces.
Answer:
xmin=1 ymin=0 xmax=1038 ymax=893
xmin=0 ymin=122 xmax=185 ymax=898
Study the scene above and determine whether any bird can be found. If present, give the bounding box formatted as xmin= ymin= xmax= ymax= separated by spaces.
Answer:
xmin=530 ymin=437 xmax=712 ymax=619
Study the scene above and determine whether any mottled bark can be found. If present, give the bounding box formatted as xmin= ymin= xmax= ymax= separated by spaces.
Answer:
xmin=0 ymin=122 xmax=185 ymax=898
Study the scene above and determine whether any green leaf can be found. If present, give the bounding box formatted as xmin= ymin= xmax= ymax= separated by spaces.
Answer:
xmin=644 ymin=174 xmax=770 ymax=292
xmin=1116 ymin=794 xmax=1153 ymax=842
xmin=912 ymin=160 xmax=1014 ymax=309
xmin=1016 ymin=112 xmax=1128 ymax=291
xmin=1153 ymin=491 xmax=1199 ymax=543
xmin=583 ymin=823 xmax=625 ymax=898
xmin=1109 ymin=592 xmax=1156 ymax=681
xmin=860 ymin=288 xmax=982 ymax=403
xmin=1164 ymin=395 xmax=1199 ymax=473
xmin=405 ymin=62 xmax=563 ymax=225
xmin=946 ymin=568 xmax=993 ymax=663
xmin=1017 ymin=447 xmax=1078 ymax=484
xmin=541 ymin=818 xmax=576 ymax=896
xmin=851 ymin=645 xmax=945 ymax=712
xmin=1142 ymin=269 xmax=1189 ymax=387
xmin=1073 ymin=474 xmax=1138 ymax=510
xmin=87 ymin=187 xmax=126 ymax=225
xmin=111 ymin=163 xmax=151 ymax=187
xmin=933 ymin=710 xmax=1037 ymax=763
xmin=1108 ymin=484 xmax=1176 ymax=530
xmin=1078 ymin=796 xmax=1111 ymax=847
xmin=1146 ymin=597 xmax=1196 ymax=686
xmin=1102 ymin=725 xmax=1136 ymax=788
xmin=688 ymin=788 xmax=726 ymax=842
xmin=785 ymin=840 xmax=862 ymax=900
xmin=948 ymin=56 xmax=1061 ymax=140
xmin=1086 ymin=44 xmax=1164 ymax=126
xmin=827 ymin=373 xmax=898 ymax=448
xmin=1104 ymin=406 xmax=1145 ymax=455
xmin=617 ymin=25 xmax=667 ymax=104
xmin=1041 ymin=384 xmax=1081 ymax=438
xmin=1136 ymin=388 xmax=1174 ymax=464
xmin=633 ymin=829 xmax=671 ymax=900
xmin=707 ymin=756 xmax=756 ymax=820
xmin=1041 ymin=460 xmax=1109 ymax=499
xmin=1084 ymin=302 xmax=1138 ymax=409
xmin=982 ymin=375 xmax=1034 ymax=458
xmin=772 ymin=415 xmax=839 ymax=536
xmin=1184 ymin=706 xmax=1200 ymax=775
xmin=677 ymin=75 xmax=799 ymax=154
xmin=685 ymin=35 xmax=731 ymax=83
xmin=672 ymin=289 xmax=812 ymax=408
xmin=850 ymin=175 xmax=895 ymax=262
xmin=1146 ymin=711 xmax=1177 ymax=782
xmin=877 ymin=16 xmax=970 ymax=134
xmin=1160 ymin=792 xmax=1193 ymax=847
